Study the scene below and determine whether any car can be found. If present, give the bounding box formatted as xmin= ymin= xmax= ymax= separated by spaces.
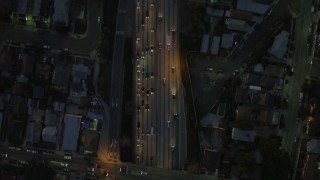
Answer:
xmin=142 ymin=68 xmax=145 ymax=74
xmin=171 ymin=145 xmax=175 ymax=152
xmin=171 ymin=67 xmax=175 ymax=73
xmin=146 ymin=104 xmax=150 ymax=110
xmin=146 ymin=10 xmax=149 ymax=18
xmin=86 ymin=171 xmax=94 ymax=176
xmin=26 ymin=149 xmax=31 ymax=153
xmin=137 ymin=121 xmax=141 ymax=129
xmin=136 ymin=2 xmax=140 ymax=9
xmin=43 ymin=45 xmax=51 ymax=50
xmin=141 ymin=86 xmax=145 ymax=92
xmin=173 ymin=113 xmax=179 ymax=120
xmin=162 ymin=78 xmax=166 ymax=85
xmin=150 ymin=45 xmax=154 ymax=52
xmin=18 ymin=53 xmax=23 ymax=60
xmin=145 ymin=72 xmax=149 ymax=78
xmin=140 ymin=171 xmax=148 ymax=175
xmin=120 ymin=167 xmax=127 ymax=172
xmin=137 ymin=105 xmax=141 ymax=111
xmin=1 ymin=153 xmax=7 ymax=157
xmin=97 ymin=16 xmax=101 ymax=23
xmin=63 ymin=168 xmax=70 ymax=173
xmin=146 ymin=90 xmax=150 ymax=96
xmin=141 ymin=100 xmax=145 ymax=107
xmin=167 ymin=43 xmax=171 ymax=50
xmin=151 ymin=28 xmax=154 ymax=32
xmin=172 ymin=28 xmax=176 ymax=33
xmin=150 ymin=72 xmax=154 ymax=78
xmin=150 ymin=88 xmax=154 ymax=94
xmin=136 ymin=33 xmax=140 ymax=41
xmin=103 ymin=171 xmax=109 ymax=176
xmin=87 ymin=167 xmax=94 ymax=172
xmin=158 ymin=15 xmax=163 ymax=22
xmin=172 ymin=93 xmax=176 ymax=99
xmin=141 ymin=19 xmax=145 ymax=26
xmin=145 ymin=46 xmax=149 ymax=52
xmin=158 ymin=43 xmax=162 ymax=49
xmin=64 ymin=153 xmax=72 ymax=159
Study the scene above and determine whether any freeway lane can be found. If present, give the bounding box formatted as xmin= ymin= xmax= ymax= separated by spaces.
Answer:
xmin=108 ymin=0 xmax=127 ymax=160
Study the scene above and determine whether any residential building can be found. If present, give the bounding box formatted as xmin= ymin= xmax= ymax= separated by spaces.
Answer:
xmin=200 ymin=34 xmax=210 ymax=54
xmin=61 ymin=114 xmax=81 ymax=151
xmin=231 ymin=128 xmax=256 ymax=142
xmin=268 ymin=30 xmax=289 ymax=59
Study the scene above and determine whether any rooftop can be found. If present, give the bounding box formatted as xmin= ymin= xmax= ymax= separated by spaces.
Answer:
xmin=61 ymin=114 xmax=81 ymax=151
xmin=231 ymin=128 xmax=256 ymax=142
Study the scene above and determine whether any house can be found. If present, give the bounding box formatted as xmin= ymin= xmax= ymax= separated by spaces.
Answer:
xmin=10 ymin=96 xmax=27 ymax=115
xmin=42 ymin=126 xmax=57 ymax=143
xmin=236 ymin=0 xmax=270 ymax=15
xmin=226 ymin=18 xmax=248 ymax=32
xmin=33 ymin=85 xmax=45 ymax=99
xmin=268 ymin=30 xmax=289 ymax=59
xmin=263 ymin=64 xmax=285 ymax=77
xmin=226 ymin=9 xmax=253 ymax=21
xmin=52 ymin=64 xmax=71 ymax=89
xmin=236 ymin=105 xmax=280 ymax=127
xmin=44 ymin=110 xmax=57 ymax=125
xmin=307 ymin=139 xmax=320 ymax=154
xmin=6 ymin=117 xmax=25 ymax=142
xmin=35 ymin=63 xmax=51 ymax=81
xmin=0 ymin=52 xmax=13 ymax=71
xmin=61 ymin=114 xmax=81 ymax=151
xmin=21 ymin=54 xmax=35 ymax=75
xmin=32 ymin=0 xmax=50 ymax=22
xmin=211 ymin=36 xmax=221 ymax=55
xmin=200 ymin=113 xmax=220 ymax=128
xmin=231 ymin=128 xmax=256 ymax=142
xmin=200 ymin=34 xmax=210 ymax=53
xmin=13 ymin=0 xmax=28 ymax=20
xmin=70 ymin=0 xmax=86 ymax=20
xmin=52 ymin=0 xmax=70 ymax=24
xmin=206 ymin=7 xmax=224 ymax=17
xmin=221 ymin=33 xmax=234 ymax=49
xmin=25 ymin=122 xmax=42 ymax=144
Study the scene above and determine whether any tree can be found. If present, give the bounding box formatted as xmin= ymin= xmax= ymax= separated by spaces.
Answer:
xmin=258 ymin=135 xmax=281 ymax=156
xmin=235 ymin=151 xmax=255 ymax=173
xmin=25 ymin=159 xmax=56 ymax=180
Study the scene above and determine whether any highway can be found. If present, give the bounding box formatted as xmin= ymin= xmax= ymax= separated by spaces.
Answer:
xmin=107 ymin=0 xmax=127 ymax=160
xmin=134 ymin=0 xmax=187 ymax=169
xmin=0 ymin=144 xmax=223 ymax=180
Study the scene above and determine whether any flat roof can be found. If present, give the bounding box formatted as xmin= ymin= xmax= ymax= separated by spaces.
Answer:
xmin=236 ymin=0 xmax=270 ymax=14
xmin=52 ymin=0 xmax=70 ymax=24
xmin=211 ymin=36 xmax=221 ymax=55
xmin=200 ymin=34 xmax=210 ymax=53
xmin=62 ymin=114 xmax=81 ymax=151
xmin=231 ymin=128 xmax=256 ymax=142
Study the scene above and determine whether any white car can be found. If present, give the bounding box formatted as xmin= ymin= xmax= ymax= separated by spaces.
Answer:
xmin=43 ymin=45 xmax=51 ymax=49
xmin=97 ymin=16 xmax=101 ymax=23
